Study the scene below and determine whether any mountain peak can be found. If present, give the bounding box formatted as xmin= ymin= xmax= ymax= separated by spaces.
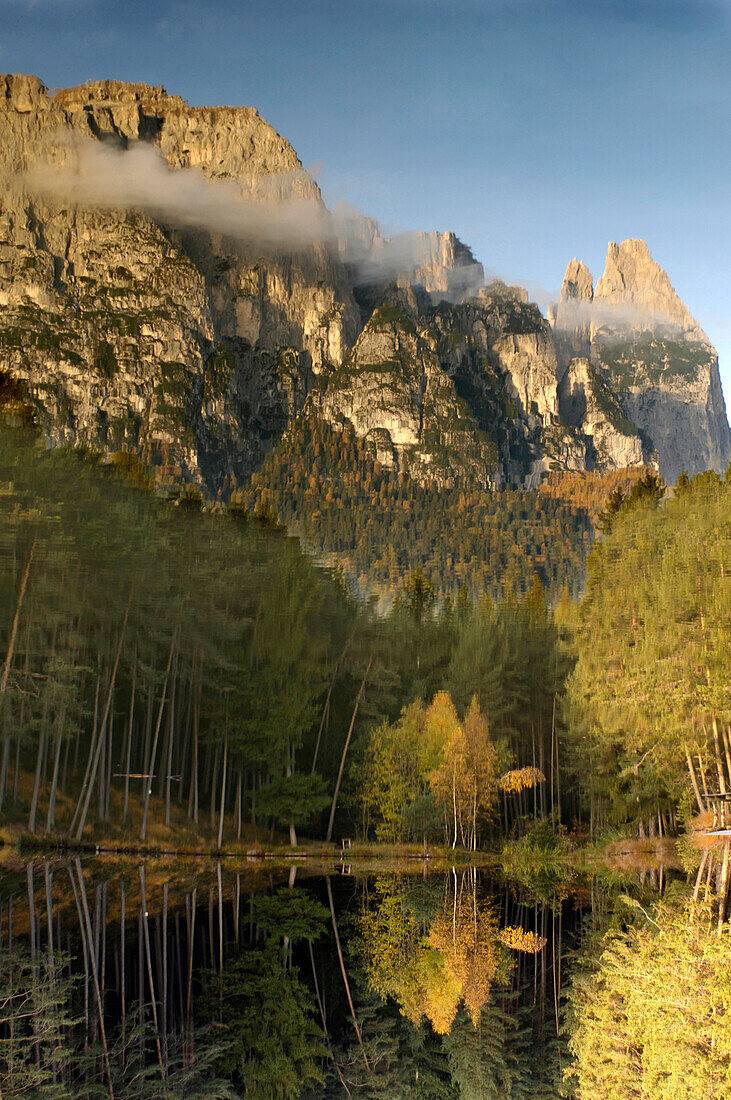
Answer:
xmin=594 ymin=238 xmax=703 ymax=339
xmin=560 ymin=259 xmax=593 ymax=302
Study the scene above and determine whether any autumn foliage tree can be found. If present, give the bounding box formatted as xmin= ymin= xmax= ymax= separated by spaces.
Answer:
xmin=357 ymin=692 xmax=499 ymax=847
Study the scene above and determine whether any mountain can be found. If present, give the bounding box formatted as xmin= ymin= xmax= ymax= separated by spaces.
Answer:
xmin=0 ymin=74 xmax=728 ymax=507
xmin=549 ymin=239 xmax=730 ymax=482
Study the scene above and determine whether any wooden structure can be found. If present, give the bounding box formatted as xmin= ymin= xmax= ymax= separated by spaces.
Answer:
xmin=705 ymin=791 xmax=731 ymax=833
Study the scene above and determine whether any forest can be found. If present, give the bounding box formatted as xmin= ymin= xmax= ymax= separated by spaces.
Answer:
xmin=0 ymin=408 xmax=730 ymax=1099
xmin=242 ymin=413 xmax=594 ymax=599
xmin=0 ymin=403 xmax=729 ymax=853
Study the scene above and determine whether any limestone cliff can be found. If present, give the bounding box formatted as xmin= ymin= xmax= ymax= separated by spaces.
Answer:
xmin=550 ymin=240 xmax=731 ymax=481
xmin=0 ymin=73 xmax=358 ymax=490
xmin=0 ymin=75 xmax=727 ymax=498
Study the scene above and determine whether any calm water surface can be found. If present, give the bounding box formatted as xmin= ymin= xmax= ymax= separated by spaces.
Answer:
xmin=0 ymin=857 xmax=677 ymax=1098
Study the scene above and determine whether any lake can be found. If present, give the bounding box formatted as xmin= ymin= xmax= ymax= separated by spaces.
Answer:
xmin=0 ymin=852 xmax=690 ymax=1098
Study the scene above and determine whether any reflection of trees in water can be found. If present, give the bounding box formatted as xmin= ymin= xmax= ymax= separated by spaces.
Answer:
xmin=358 ymin=869 xmax=552 ymax=1033
xmin=339 ymin=869 xmax=563 ymax=1098
xmin=5 ymin=861 xmax=705 ymax=1099
xmin=0 ymin=860 xmax=327 ymax=1099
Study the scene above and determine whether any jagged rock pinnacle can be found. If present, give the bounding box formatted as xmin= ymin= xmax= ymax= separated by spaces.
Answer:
xmin=560 ymin=259 xmax=593 ymax=302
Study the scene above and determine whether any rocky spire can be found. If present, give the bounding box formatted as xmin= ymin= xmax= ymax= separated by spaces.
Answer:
xmin=560 ymin=258 xmax=593 ymax=301
xmin=594 ymin=239 xmax=705 ymax=341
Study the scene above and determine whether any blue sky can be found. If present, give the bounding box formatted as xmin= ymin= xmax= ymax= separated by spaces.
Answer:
xmin=2 ymin=0 xmax=730 ymax=402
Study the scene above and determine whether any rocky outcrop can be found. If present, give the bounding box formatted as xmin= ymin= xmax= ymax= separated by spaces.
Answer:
xmin=558 ymin=357 xmax=646 ymax=469
xmin=593 ymin=239 xmax=704 ymax=339
xmin=550 ymin=240 xmax=731 ymax=481
xmin=317 ymin=303 xmax=498 ymax=488
xmin=1 ymin=76 xmax=727 ymax=495
xmin=337 ymin=213 xmax=484 ymax=302
xmin=0 ymin=74 xmax=359 ymax=489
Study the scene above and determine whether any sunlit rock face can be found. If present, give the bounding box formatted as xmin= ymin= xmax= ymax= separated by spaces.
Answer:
xmin=1 ymin=74 xmax=727 ymax=493
xmin=549 ymin=240 xmax=731 ymax=482
xmin=0 ymin=74 xmax=359 ymax=491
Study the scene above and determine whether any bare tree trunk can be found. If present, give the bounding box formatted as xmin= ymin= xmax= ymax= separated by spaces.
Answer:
xmin=235 ymin=769 xmax=242 ymax=841
xmin=46 ymin=717 xmax=65 ymax=833
xmin=684 ymin=744 xmax=705 ymax=813
xmin=217 ymin=737 xmax=228 ymax=852
xmin=120 ymin=878 xmax=126 ymax=1054
xmin=140 ymin=629 xmax=177 ymax=844
xmin=71 ymin=861 xmax=115 ymax=1100
xmin=712 ymin=717 xmax=727 ymax=794
xmin=139 ymin=865 xmax=166 ymax=1085
xmin=28 ymin=726 xmax=48 ymax=834
xmin=326 ymin=876 xmax=370 ymax=1070
xmin=1 ymin=539 xmax=34 ymax=694
xmin=120 ymin=653 xmax=135 ymax=830
xmin=326 ymin=658 xmax=372 ymax=843
xmin=722 ymin=725 xmax=731 ymax=792
xmin=97 ymin=708 xmax=107 ymax=824
xmin=452 ymin=762 xmax=458 ymax=849
xmin=122 ymin=720 xmax=133 ymax=829
xmin=74 ymin=599 xmax=131 ymax=842
xmin=186 ymin=887 xmax=197 ymax=1024
xmin=311 ymin=633 xmax=353 ymax=774
xmin=718 ymin=841 xmax=730 ymax=932
xmin=209 ymin=741 xmax=220 ymax=833
xmin=187 ymin=654 xmax=200 ymax=825
xmin=287 ymin=744 xmax=297 ymax=848
xmin=164 ymin=655 xmax=177 ymax=825
xmin=141 ymin=678 xmax=153 ymax=802
xmin=0 ymin=727 xmax=10 ymax=813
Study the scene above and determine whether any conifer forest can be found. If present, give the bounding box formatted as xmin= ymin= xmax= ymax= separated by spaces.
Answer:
xmin=0 ymin=403 xmax=729 ymax=1098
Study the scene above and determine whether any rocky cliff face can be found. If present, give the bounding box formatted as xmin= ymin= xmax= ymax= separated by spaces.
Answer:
xmin=550 ymin=239 xmax=731 ymax=482
xmin=0 ymin=75 xmax=728 ymax=495
xmin=0 ymin=74 xmax=358 ymax=490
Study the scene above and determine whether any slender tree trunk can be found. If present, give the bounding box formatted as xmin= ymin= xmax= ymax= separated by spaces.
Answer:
xmin=186 ymin=887 xmax=196 ymax=1024
xmin=472 ymin=783 xmax=477 ymax=851
xmin=554 ymin=701 xmax=561 ymax=824
xmin=164 ymin=656 xmax=177 ymax=827
xmin=46 ymin=719 xmax=64 ymax=833
xmin=326 ymin=657 xmax=372 ymax=843
xmin=120 ymin=878 xmax=126 ymax=1057
xmin=209 ymin=741 xmax=220 ymax=832
xmin=28 ymin=726 xmax=47 ymax=834
xmin=452 ymin=762 xmax=458 ymax=849
xmin=187 ymin=653 xmax=201 ymax=825
xmin=140 ymin=628 xmax=177 ymax=843
xmin=12 ymin=737 xmax=20 ymax=804
xmin=97 ymin=708 xmax=107 ymax=824
xmin=1 ymin=539 xmax=34 ymax=694
xmin=311 ymin=633 xmax=353 ymax=774
xmin=722 ymin=725 xmax=731 ymax=792
xmin=684 ymin=744 xmax=705 ymax=813
xmin=287 ymin=744 xmax=297 ymax=848
xmin=179 ymin=668 xmax=193 ymax=806
xmin=712 ymin=717 xmax=727 ymax=794
xmin=217 ymin=737 xmax=228 ymax=852
xmin=326 ymin=876 xmax=370 ymax=1070
xmin=0 ymin=727 xmax=10 ymax=813
xmin=698 ymin=753 xmax=710 ymax=800
xmin=71 ymin=861 xmax=115 ymax=1100
xmin=123 ymin=655 xmax=136 ymax=827
xmin=141 ymin=679 xmax=153 ymax=802
xmin=139 ymin=865 xmax=166 ymax=1084
xmin=74 ymin=600 xmax=131 ymax=842
xmin=122 ymin=717 xmax=133 ymax=829
xmin=549 ymin=717 xmax=555 ymax=818
xmin=235 ymin=769 xmax=242 ymax=841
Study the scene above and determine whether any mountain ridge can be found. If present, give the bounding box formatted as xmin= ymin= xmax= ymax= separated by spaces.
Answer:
xmin=0 ymin=74 xmax=728 ymax=498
